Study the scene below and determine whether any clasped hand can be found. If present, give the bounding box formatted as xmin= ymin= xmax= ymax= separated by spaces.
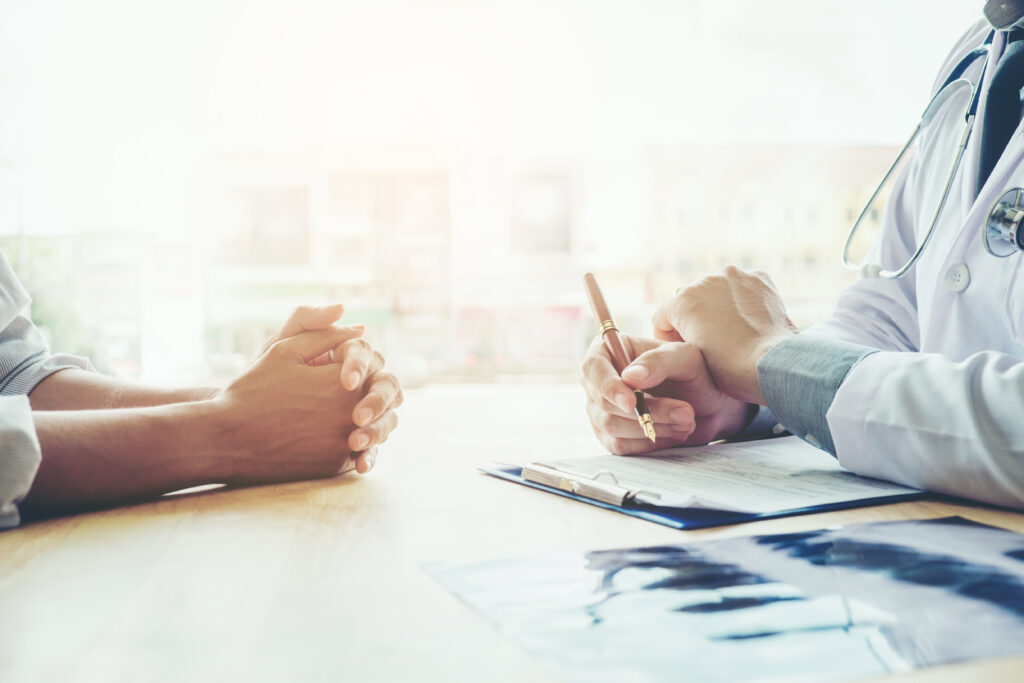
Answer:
xmin=214 ymin=304 xmax=402 ymax=483
xmin=583 ymin=266 xmax=796 ymax=454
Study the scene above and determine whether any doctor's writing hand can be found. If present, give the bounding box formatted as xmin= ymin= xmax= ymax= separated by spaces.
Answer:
xmin=257 ymin=304 xmax=402 ymax=474
xmin=582 ymin=334 xmax=752 ymax=454
xmin=653 ymin=267 xmax=797 ymax=405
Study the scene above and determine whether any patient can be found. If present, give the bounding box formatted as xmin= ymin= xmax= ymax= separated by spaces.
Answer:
xmin=0 ymin=253 xmax=401 ymax=528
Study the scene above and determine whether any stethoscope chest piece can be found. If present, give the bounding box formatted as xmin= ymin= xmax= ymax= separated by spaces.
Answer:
xmin=984 ymin=188 xmax=1024 ymax=256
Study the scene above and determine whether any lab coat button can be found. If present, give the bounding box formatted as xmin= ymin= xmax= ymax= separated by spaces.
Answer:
xmin=944 ymin=264 xmax=970 ymax=293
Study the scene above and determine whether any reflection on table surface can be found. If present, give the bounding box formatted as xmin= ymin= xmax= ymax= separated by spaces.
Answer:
xmin=2 ymin=385 xmax=1023 ymax=683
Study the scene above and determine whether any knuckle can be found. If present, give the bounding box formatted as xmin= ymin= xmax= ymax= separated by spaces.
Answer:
xmin=351 ymin=339 xmax=372 ymax=356
xmin=375 ymin=371 xmax=400 ymax=392
xmin=355 ymin=426 xmax=376 ymax=446
xmin=267 ymin=339 xmax=290 ymax=358
xmin=599 ymin=376 xmax=622 ymax=401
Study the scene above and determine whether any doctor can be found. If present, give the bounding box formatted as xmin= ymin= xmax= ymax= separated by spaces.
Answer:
xmin=582 ymin=8 xmax=1024 ymax=509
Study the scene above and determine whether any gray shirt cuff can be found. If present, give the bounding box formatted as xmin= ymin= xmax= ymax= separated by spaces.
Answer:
xmin=757 ymin=334 xmax=877 ymax=454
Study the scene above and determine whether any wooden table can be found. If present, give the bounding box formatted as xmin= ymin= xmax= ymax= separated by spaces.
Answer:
xmin=2 ymin=384 xmax=1023 ymax=682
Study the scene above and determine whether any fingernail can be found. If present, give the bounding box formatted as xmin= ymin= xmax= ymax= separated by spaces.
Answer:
xmin=356 ymin=407 xmax=373 ymax=425
xmin=365 ymin=452 xmax=376 ymax=472
xmin=346 ymin=371 xmax=361 ymax=389
xmin=353 ymin=433 xmax=370 ymax=450
xmin=670 ymin=407 xmax=693 ymax=424
xmin=615 ymin=394 xmax=633 ymax=413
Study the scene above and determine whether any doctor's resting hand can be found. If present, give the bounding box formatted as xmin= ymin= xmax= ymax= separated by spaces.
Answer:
xmin=652 ymin=266 xmax=798 ymax=406
xmin=582 ymin=266 xmax=794 ymax=455
xmin=22 ymin=304 xmax=401 ymax=514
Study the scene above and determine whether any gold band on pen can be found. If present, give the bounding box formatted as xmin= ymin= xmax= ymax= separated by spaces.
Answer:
xmin=600 ymin=320 xmax=618 ymax=333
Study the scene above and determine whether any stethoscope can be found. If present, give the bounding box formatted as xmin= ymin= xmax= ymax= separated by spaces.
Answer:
xmin=842 ymin=30 xmax=1024 ymax=278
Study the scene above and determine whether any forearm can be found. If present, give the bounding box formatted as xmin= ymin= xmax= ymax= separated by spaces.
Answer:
xmin=23 ymin=401 xmax=233 ymax=511
xmin=29 ymin=369 xmax=218 ymax=411
xmin=759 ymin=335 xmax=1024 ymax=509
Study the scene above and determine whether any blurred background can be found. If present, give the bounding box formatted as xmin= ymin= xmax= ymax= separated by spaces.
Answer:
xmin=0 ymin=0 xmax=981 ymax=386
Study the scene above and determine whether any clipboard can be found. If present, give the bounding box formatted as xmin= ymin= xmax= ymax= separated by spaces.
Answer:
xmin=479 ymin=460 xmax=926 ymax=531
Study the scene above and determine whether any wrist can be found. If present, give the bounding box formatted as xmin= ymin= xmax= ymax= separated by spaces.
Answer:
xmin=176 ymin=398 xmax=239 ymax=484
xmin=714 ymin=399 xmax=758 ymax=441
xmin=739 ymin=332 xmax=797 ymax=405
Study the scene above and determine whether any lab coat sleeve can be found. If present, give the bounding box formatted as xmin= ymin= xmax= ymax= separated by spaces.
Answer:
xmin=828 ymin=350 xmax=1024 ymax=509
xmin=0 ymin=395 xmax=42 ymax=529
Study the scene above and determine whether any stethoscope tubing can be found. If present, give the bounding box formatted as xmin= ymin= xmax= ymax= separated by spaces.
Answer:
xmin=842 ymin=33 xmax=994 ymax=279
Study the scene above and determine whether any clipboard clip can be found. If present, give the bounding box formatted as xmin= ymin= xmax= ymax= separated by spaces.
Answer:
xmin=521 ymin=463 xmax=662 ymax=508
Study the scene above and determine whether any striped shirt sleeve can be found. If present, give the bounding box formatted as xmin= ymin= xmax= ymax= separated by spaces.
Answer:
xmin=0 ymin=395 xmax=42 ymax=529
xmin=0 ymin=251 xmax=93 ymax=529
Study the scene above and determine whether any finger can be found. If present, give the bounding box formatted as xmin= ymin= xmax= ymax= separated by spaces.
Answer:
xmin=600 ymin=433 xmax=686 ymax=455
xmin=588 ymin=396 xmax=695 ymax=438
xmin=275 ymin=304 xmax=344 ymax=341
xmin=338 ymin=339 xmax=383 ymax=391
xmin=351 ymin=447 xmax=379 ymax=475
xmin=307 ymin=325 xmax=367 ymax=366
xmin=641 ymin=396 xmax=697 ymax=428
xmin=595 ymin=393 xmax=696 ymax=430
xmin=353 ymin=372 xmax=402 ymax=426
xmin=588 ymin=399 xmax=694 ymax=440
xmin=349 ymin=412 xmax=399 ymax=451
xmin=653 ymin=327 xmax=684 ymax=343
xmin=582 ymin=340 xmax=635 ymax=414
xmin=620 ymin=342 xmax=707 ymax=390
xmin=651 ymin=296 xmax=686 ymax=342
xmin=270 ymin=327 xmax=362 ymax=364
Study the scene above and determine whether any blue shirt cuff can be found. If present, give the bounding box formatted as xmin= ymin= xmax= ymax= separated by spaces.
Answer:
xmin=756 ymin=334 xmax=877 ymax=455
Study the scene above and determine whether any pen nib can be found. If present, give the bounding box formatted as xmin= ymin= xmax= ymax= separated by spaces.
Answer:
xmin=640 ymin=414 xmax=656 ymax=443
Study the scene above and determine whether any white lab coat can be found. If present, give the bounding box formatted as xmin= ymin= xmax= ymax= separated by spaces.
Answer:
xmin=813 ymin=21 xmax=1024 ymax=508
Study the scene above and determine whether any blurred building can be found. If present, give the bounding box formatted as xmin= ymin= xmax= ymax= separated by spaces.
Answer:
xmin=1 ymin=144 xmax=895 ymax=384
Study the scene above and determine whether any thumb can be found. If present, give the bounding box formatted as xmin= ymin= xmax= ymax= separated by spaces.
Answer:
xmin=620 ymin=342 xmax=706 ymax=390
xmin=277 ymin=304 xmax=345 ymax=339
